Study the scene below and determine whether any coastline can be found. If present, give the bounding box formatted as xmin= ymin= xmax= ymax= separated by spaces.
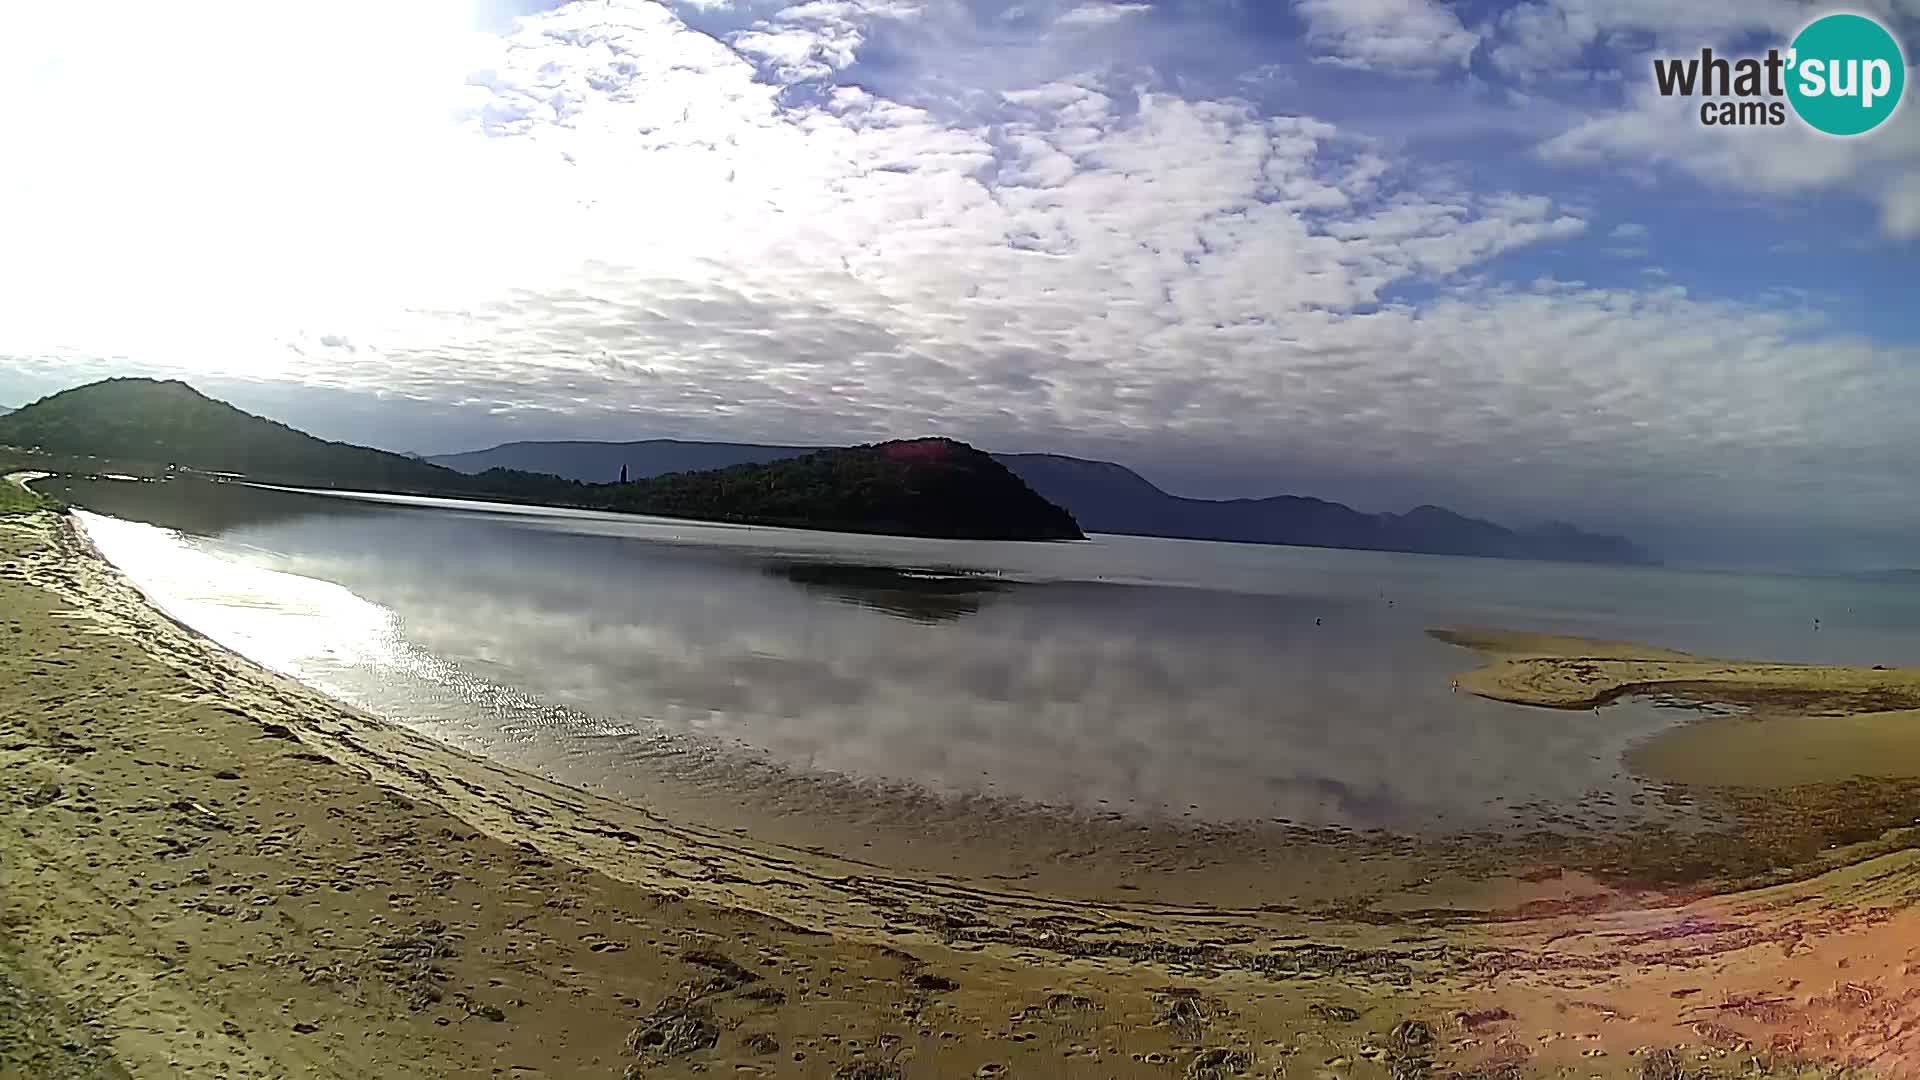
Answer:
xmin=1430 ymin=626 xmax=1920 ymax=716
xmin=1434 ymin=625 xmax=1920 ymax=787
xmin=7 ymin=508 xmax=1920 ymax=1076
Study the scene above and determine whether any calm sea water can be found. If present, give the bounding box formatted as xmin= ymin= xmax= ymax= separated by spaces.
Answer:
xmin=46 ymin=477 xmax=1920 ymax=834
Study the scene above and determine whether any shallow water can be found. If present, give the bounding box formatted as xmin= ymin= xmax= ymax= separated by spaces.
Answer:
xmin=47 ymin=476 xmax=1920 ymax=835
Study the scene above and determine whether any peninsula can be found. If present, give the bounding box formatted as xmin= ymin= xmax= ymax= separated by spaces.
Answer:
xmin=433 ymin=441 xmax=1656 ymax=564
xmin=579 ymin=438 xmax=1085 ymax=541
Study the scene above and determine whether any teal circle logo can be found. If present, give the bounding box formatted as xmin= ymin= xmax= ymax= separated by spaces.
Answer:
xmin=1786 ymin=13 xmax=1907 ymax=136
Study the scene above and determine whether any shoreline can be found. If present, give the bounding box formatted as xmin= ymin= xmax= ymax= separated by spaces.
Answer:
xmin=58 ymin=486 xmax=1917 ymax=908
xmin=41 ymin=483 xmax=1707 ymax=909
xmin=1431 ymin=626 xmax=1920 ymax=717
xmin=1434 ymin=624 xmax=1920 ymax=789
xmin=7 ymin=507 xmax=1920 ymax=1075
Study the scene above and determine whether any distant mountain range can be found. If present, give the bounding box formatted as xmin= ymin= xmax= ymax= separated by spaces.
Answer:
xmin=2 ymin=379 xmax=1652 ymax=561
xmin=1843 ymin=569 xmax=1920 ymax=584
xmin=0 ymin=379 xmax=1081 ymax=541
xmin=432 ymin=439 xmax=1656 ymax=565
xmin=432 ymin=439 xmax=813 ymax=481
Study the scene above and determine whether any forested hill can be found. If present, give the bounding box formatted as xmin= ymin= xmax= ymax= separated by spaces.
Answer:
xmin=0 ymin=378 xmax=577 ymax=500
xmin=578 ymin=439 xmax=1084 ymax=540
xmin=0 ymin=380 xmax=1082 ymax=541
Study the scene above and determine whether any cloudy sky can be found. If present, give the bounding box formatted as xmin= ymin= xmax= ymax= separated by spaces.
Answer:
xmin=1 ymin=0 xmax=1916 ymax=566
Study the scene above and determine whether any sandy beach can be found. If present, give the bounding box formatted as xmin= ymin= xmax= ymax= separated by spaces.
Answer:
xmin=7 ymin=501 xmax=1920 ymax=1078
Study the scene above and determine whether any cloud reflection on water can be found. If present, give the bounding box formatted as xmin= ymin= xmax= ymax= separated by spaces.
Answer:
xmin=53 ymin=478 xmax=1686 ymax=831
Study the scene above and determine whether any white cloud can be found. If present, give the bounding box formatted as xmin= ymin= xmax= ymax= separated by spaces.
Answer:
xmin=1056 ymin=2 xmax=1152 ymax=27
xmin=1480 ymin=0 xmax=1830 ymax=80
xmin=1 ymin=0 xmax=1916 ymax=541
xmin=1484 ymin=0 xmax=1601 ymax=79
xmin=727 ymin=0 xmax=923 ymax=81
xmin=1479 ymin=2 xmax=1920 ymax=238
xmin=1293 ymin=0 xmax=1480 ymax=75
xmin=1540 ymin=72 xmax=1920 ymax=237
xmin=1881 ymin=172 xmax=1920 ymax=236
xmin=1478 ymin=0 xmax=1920 ymax=81
xmin=1604 ymin=221 xmax=1650 ymax=257
xmin=731 ymin=26 xmax=857 ymax=80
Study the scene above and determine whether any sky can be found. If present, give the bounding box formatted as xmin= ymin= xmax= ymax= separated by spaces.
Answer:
xmin=0 ymin=0 xmax=1916 ymax=567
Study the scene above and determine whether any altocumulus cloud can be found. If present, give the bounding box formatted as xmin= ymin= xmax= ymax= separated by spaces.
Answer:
xmin=1293 ymin=0 xmax=1481 ymax=75
xmin=0 ymin=0 xmax=1917 ymax=558
xmin=1478 ymin=0 xmax=1920 ymax=235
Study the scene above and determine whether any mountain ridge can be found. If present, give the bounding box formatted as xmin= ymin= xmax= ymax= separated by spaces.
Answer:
xmin=1002 ymin=453 xmax=1653 ymax=564
xmin=432 ymin=438 xmax=818 ymax=483
xmin=1842 ymin=569 xmax=1920 ymax=584
xmin=433 ymin=438 xmax=1656 ymax=565
xmin=0 ymin=378 xmax=564 ymax=500
xmin=0 ymin=379 xmax=1080 ymax=541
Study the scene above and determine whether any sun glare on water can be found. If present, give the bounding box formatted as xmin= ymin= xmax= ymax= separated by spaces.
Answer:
xmin=74 ymin=510 xmax=412 ymax=677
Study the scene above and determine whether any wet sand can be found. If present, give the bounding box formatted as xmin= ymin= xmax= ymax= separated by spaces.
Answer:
xmin=7 ymin=499 xmax=1920 ymax=1077
xmin=1631 ymin=710 xmax=1920 ymax=787
xmin=1431 ymin=626 xmax=1920 ymax=718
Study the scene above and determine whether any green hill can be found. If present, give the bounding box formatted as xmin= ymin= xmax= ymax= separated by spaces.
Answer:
xmin=580 ymin=438 xmax=1084 ymax=540
xmin=0 ymin=378 xmax=567 ymax=499
xmin=0 ymin=379 xmax=1081 ymax=540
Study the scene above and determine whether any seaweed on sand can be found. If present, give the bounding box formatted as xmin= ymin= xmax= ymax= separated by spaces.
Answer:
xmin=1153 ymin=987 xmax=1227 ymax=1039
xmin=624 ymin=993 xmax=720 ymax=1059
xmin=1186 ymin=1046 xmax=1252 ymax=1078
